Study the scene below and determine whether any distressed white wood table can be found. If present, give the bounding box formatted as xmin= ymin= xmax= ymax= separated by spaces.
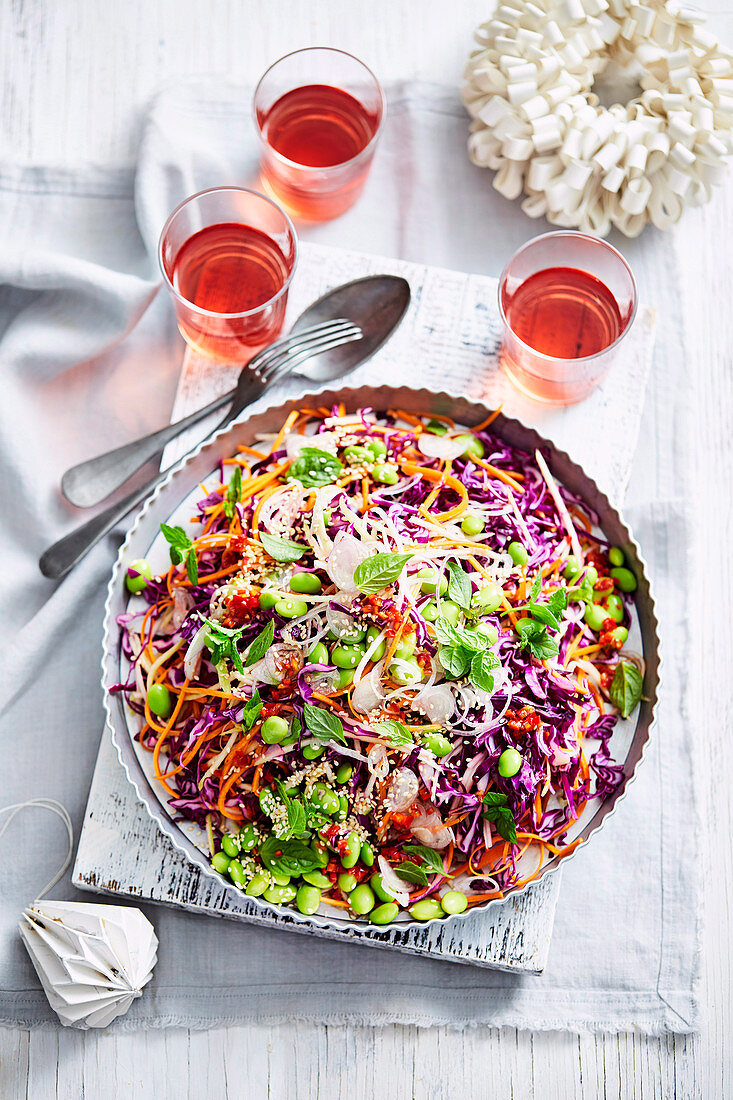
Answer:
xmin=0 ymin=1 xmax=730 ymax=1097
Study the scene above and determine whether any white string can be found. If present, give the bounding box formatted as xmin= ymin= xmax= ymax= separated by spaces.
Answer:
xmin=0 ymin=799 xmax=74 ymax=901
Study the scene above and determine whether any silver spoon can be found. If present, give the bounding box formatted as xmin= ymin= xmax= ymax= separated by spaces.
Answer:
xmin=62 ymin=275 xmax=409 ymax=507
xmin=39 ymin=274 xmax=411 ymax=580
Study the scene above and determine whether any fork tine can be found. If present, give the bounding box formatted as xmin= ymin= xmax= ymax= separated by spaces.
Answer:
xmin=261 ymin=330 xmax=363 ymax=384
xmin=247 ymin=319 xmax=358 ymax=374
xmin=255 ymin=324 xmax=362 ymax=380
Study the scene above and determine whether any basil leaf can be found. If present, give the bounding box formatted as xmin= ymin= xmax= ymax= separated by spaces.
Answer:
xmin=286 ymin=799 xmax=308 ymax=839
xmin=395 ymin=861 xmax=429 ymax=887
xmin=403 ymin=844 xmax=447 ymax=877
xmin=303 ymin=702 xmax=346 ymax=745
xmin=245 ymin=619 xmax=275 ymax=667
xmin=185 ymin=547 xmax=198 ymax=585
xmin=527 ymin=603 xmax=562 ymax=631
xmin=447 ymin=561 xmax=473 ymax=610
xmin=161 ymin=523 xmax=192 ymax=553
xmin=287 ymin=447 xmax=343 ymax=489
xmin=470 ymin=649 xmax=499 ymax=693
xmin=492 ymin=808 xmax=517 ymax=844
xmin=546 ymin=587 xmax=568 ymax=618
xmin=373 ymin=719 xmax=413 ymax=749
xmin=353 ymin=552 xmax=412 ymax=595
xmin=260 ymin=531 xmax=308 ymax=563
xmin=439 ymin=645 xmax=471 ymax=679
xmin=529 ymin=574 xmax=542 ymax=602
xmin=223 ymin=465 xmax=242 ymax=519
xmin=242 ymin=689 xmax=263 ymax=731
xmin=259 ymin=836 xmax=320 ymax=876
xmin=482 ymin=791 xmax=509 ymax=809
xmin=609 ymin=661 xmax=643 ymax=718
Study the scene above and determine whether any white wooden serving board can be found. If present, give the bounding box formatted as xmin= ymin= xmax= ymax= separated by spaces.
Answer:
xmin=72 ymin=240 xmax=654 ymax=975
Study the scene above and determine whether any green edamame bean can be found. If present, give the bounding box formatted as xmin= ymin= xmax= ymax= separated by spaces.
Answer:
xmin=476 ymin=622 xmax=498 ymax=645
xmin=349 ymin=883 xmax=375 ymax=915
xmin=212 ymin=851 xmax=231 ymax=874
xmin=340 ymin=831 xmax=362 ymax=869
xmin=311 ymin=783 xmax=340 ymax=816
xmin=302 ymin=743 xmax=325 ymax=760
xmin=498 ymin=747 xmax=523 ymax=778
xmin=295 ymin=884 xmax=321 ymax=915
xmin=340 ymin=623 xmax=367 ymax=642
xmin=259 ymin=589 xmax=279 ymax=610
xmin=310 ymin=842 xmax=329 ymax=867
xmin=360 ymin=841 xmax=375 ymax=867
xmin=422 ymin=731 xmax=453 ymax=758
xmin=271 ymin=871 xmax=292 ymax=886
xmin=335 ymin=763 xmax=353 ymax=785
xmin=453 ymin=433 xmax=485 ymax=460
xmin=563 ymin=556 xmax=581 ymax=581
xmin=365 ymin=625 xmax=386 ymax=659
xmin=367 ymin=439 xmax=387 ymax=459
xmin=331 ymin=644 xmax=364 ymax=669
xmin=440 ymin=890 xmax=468 ymax=915
xmin=147 ymin=683 xmax=172 ymax=718
xmin=337 ymin=872 xmax=358 ymax=893
xmin=370 ymin=873 xmax=393 ymax=903
xmin=372 ymin=463 xmax=398 ymax=485
xmin=308 ymin=641 xmax=330 ymax=666
xmin=369 ymin=902 xmax=400 ymax=925
xmin=421 ymin=600 xmax=440 ymax=622
xmin=604 ymin=593 xmax=625 ymax=624
xmin=585 ymin=566 xmax=599 ymax=587
xmin=302 ymin=870 xmax=331 ymax=888
xmin=584 ymin=603 xmax=609 ymax=633
xmin=417 ymin=569 xmax=448 ymax=596
xmin=473 ymin=582 xmax=503 ymax=614
xmin=245 ymin=872 xmax=269 ymax=897
xmin=610 ymin=567 xmax=637 ymax=593
xmin=409 ymin=899 xmax=444 ymax=921
xmin=275 ymin=597 xmax=309 ymax=619
xmin=125 ymin=558 xmax=152 ymax=594
xmin=343 ymin=445 xmax=373 ymax=465
xmin=389 ymin=658 xmax=423 ymax=686
xmin=290 ymin=572 xmax=322 ymax=594
xmin=263 ymin=884 xmax=297 ymax=905
xmin=608 ymin=547 xmax=625 ymax=567
xmin=221 ymin=834 xmax=240 ymax=858
xmin=336 ymin=794 xmax=349 ymax=821
xmin=393 ymin=633 xmax=417 ymax=659
xmin=261 ymin=715 xmax=290 ymax=744
xmin=335 ymin=668 xmax=354 ymax=689
xmin=238 ymin=824 xmax=259 ymax=852
xmin=461 ymin=513 xmax=485 ymax=537
xmin=228 ymin=859 xmax=247 ymax=888
xmin=611 ymin=625 xmax=628 ymax=645
xmin=507 ymin=541 xmax=529 ymax=567
xmin=441 ymin=600 xmax=461 ymax=626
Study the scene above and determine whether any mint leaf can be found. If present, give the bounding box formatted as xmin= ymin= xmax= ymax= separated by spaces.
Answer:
xmin=447 ymin=561 xmax=473 ymax=610
xmin=609 ymin=661 xmax=643 ymax=718
xmin=287 ymin=448 xmax=343 ymax=488
xmin=373 ymin=719 xmax=414 ymax=749
xmin=440 ymin=645 xmax=471 ymax=679
xmin=470 ymin=649 xmax=499 ymax=692
xmin=286 ymin=799 xmax=308 ymax=839
xmin=434 ymin=618 xmax=463 ymax=647
xmin=516 ymin=619 xmax=559 ymax=661
xmin=259 ymin=836 xmax=321 ymax=877
xmin=245 ymin=619 xmax=275 ymax=667
xmin=260 ymin=531 xmax=308 ymax=563
xmin=303 ymin=702 xmax=346 ymax=745
xmin=223 ymin=465 xmax=242 ymax=519
xmin=482 ymin=791 xmax=517 ymax=843
xmin=185 ymin=547 xmax=199 ymax=585
xmin=201 ymin=616 xmax=246 ymax=674
xmin=353 ymin=552 xmax=412 ymax=595
xmin=482 ymin=791 xmax=509 ymax=809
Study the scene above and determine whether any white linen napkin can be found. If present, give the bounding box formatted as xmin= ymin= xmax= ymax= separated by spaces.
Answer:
xmin=0 ymin=81 xmax=699 ymax=1032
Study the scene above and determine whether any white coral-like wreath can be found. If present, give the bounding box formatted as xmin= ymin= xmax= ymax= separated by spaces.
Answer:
xmin=463 ymin=0 xmax=733 ymax=236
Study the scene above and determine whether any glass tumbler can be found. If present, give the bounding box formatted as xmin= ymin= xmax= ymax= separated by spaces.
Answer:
xmin=158 ymin=186 xmax=298 ymax=362
xmin=498 ymin=231 xmax=638 ymax=405
xmin=254 ymin=47 xmax=385 ymax=222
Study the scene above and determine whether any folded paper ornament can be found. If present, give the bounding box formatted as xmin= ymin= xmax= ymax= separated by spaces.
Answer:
xmin=463 ymin=0 xmax=733 ymax=236
xmin=19 ymin=900 xmax=158 ymax=1029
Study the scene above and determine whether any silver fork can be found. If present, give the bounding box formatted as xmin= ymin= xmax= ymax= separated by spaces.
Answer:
xmin=61 ymin=318 xmax=362 ymax=509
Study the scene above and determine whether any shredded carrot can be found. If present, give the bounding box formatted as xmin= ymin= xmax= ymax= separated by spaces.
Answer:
xmin=471 ymin=407 xmax=502 ymax=432
xmin=474 ymin=457 xmax=524 ymax=494
xmin=401 ymin=461 xmax=469 ymax=522
xmin=271 ymin=409 xmax=299 ymax=454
